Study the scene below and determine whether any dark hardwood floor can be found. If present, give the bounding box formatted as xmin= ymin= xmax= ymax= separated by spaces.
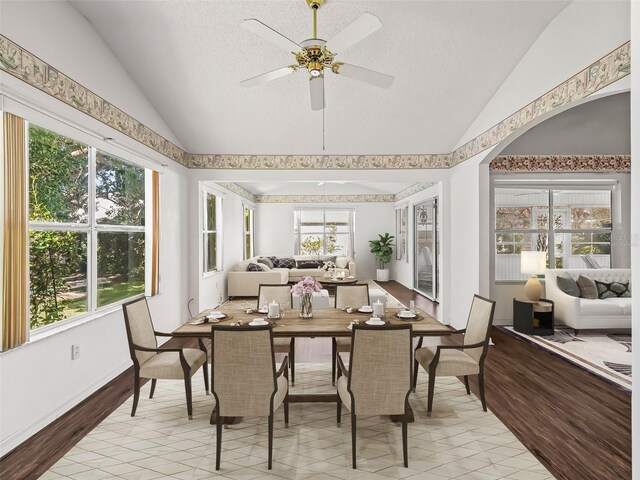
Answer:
xmin=0 ymin=282 xmax=631 ymax=480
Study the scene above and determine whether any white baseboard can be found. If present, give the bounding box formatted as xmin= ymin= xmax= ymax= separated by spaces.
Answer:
xmin=0 ymin=361 xmax=131 ymax=457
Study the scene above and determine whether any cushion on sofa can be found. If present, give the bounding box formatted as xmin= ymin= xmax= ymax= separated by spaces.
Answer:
xmin=577 ymin=275 xmax=598 ymax=299
xmin=247 ymin=262 xmax=266 ymax=272
xmin=335 ymin=257 xmax=350 ymax=269
xmin=579 ymin=298 xmax=624 ymax=316
xmin=296 ymin=260 xmax=324 ymax=269
xmin=274 ymin=257 xmax=296 ymax=269
xmin=595 ymin=280 xmax=631 ymax=299
xmin=602 ymin=298 xmax=633 ymax=315
xmin=556 ymin=275 xmax=581 ymax=297
xmin=257 ymin=257 xmax=273 ymax=269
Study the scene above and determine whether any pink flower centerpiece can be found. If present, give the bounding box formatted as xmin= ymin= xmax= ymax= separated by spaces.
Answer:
xmin=291 ymin=276 xmax=322 ymax=318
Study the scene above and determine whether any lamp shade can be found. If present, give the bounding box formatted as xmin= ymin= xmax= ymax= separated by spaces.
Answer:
xmin=520 ymin=251 xmax=546 ymax=275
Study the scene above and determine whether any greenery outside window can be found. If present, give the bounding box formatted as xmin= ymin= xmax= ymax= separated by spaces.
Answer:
xmin=203 ymin=191 xmax=222 ymax=272
xmin=243 ymin=205 xmax=254 ymax=260
xmin=28 ymin=123 xmax=147 ymax=330
xmin=294 ymin=209 xmax=355 ymax=257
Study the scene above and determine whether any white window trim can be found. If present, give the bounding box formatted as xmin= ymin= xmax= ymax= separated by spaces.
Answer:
xmin=202 ymin=186 xmax=223 ymax=276
xmin=242 ymin=203 xmax=255 ymax=260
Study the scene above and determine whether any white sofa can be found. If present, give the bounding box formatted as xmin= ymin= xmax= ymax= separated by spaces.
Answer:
xmin=228 ymin=255 xmax=356 ymax=297
xmin=544 ymin=269 xmax=632 ymax=333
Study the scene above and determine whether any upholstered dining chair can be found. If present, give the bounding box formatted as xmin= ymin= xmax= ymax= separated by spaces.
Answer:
xmin=413 ymin=294 xmax=496 ymax=416
xmin=336 ymin=323 xmax=412 ymax=469
xmin=258 ymin=284 xmax=296 ymax=384
xmin=332 ymin=284 xmax=370 ymax=385
xmin=211 ymin=325 xmax=289 ymax=470
xmin=122 ymin=297 xmax=208 ymax=420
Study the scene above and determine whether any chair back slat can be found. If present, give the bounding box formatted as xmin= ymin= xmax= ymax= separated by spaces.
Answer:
xmin=212 ymin=327 xmax=276 ymax=417
xmin=335 ymin=284 xmax=370 ymax=309
xmin=257 ymin=284 xmax=293 ymax=308
xmin=349 ymin=325 xmax=412 ymax=416
xmin=463 ymin=295 xmax=496 ymax=362
xmin=123 ymin=298 xmax=157 ymax=366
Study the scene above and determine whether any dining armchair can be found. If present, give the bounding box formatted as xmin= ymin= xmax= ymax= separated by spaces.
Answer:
xmin=332 ymin=284 xmax=370 ymax=385
xmin=211 ymin=325 xmax=289 ymax=470
xmin=258 ymin=284 xmax=296 ymax=384
xmin=122 ymin=297 xmax=208 ymax=420
xmin=413 ymin=294 xmax=496 ymax=416
xmin=336 ymin=323 xmax=412 ymax=469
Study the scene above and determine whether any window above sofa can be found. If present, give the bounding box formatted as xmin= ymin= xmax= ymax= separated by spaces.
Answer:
xmin=294 ymin=209 xmax=355 ymax=258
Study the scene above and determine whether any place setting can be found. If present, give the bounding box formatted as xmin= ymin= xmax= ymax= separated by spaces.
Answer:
xmin=189 ymin=310 xmax=232 ymax=325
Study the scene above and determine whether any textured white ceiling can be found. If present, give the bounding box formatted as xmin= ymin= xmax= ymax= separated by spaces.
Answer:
xmin=70 ymin=0 xmax=569 ymax=155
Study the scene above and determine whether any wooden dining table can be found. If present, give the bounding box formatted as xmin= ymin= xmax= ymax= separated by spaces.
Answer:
xmin=172 ymin=307 xmax=454 ymax=423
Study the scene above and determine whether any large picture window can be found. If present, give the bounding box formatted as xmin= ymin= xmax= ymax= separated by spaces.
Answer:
xmin=203 ymin=191 xmax=222 ymax=272
xmin=243 ymin=205 xmax=254 ymax=260
xmin=294 ymin=209 xmax=355 ymax=257
xmin=28 ymin=123 xmax=147 ymax=330
xmin=494 ymin=187 xmax=612 ymax=281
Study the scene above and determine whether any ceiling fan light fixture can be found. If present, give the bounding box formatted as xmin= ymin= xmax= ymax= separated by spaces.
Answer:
xmin=308 ymin=61 xmax=324 ymax=77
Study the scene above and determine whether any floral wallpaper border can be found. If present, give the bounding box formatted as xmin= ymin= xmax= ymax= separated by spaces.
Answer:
xmin=255 ymin=194 xmax=396 ymax=203
xmin=216 ymin=182 xmax=256 ymax=203
xmin=490 ymin=155 xmax=631 ymax=173
xmin=395 ymin=182 xmax=436 ymax=201
xmin=0 ymin=34 xmax=630 ymax=171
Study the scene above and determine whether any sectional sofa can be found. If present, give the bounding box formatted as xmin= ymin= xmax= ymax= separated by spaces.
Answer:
xmin=544 ymin=268 xmax=632 ymax=333
xmin=227 ymin=255 xmax=356 ymax=297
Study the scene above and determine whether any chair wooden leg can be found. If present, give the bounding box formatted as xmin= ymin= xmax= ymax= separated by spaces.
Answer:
xmin=412 ymin=359 xmax=419 ymax=392
xmin=463 ymin=375 xmax=470 ymax=395
xmin=268 ymin=413 xmax=274 ymax=470
xmin=203 ymin=362 xmax=209 ymax=394
xmin=427 ymin=367 xmax=436 ymax=417
xmin=149 ymin=379 xmax=157 ymax=399
xmin=478 ymin=368 xmax=487 ymax=412
xmin=337 ymin=398 xmax=342 ymax=424
xmin=351 ymin=413 xmax=357 ymax=469
xmin=332 ymin=338 xmax=337 ymax=385
xmin=290 ymin=339 xmax=295 ymax=386
xmin=184 ymin=375 xmax=193 ymax=420
xmin=284 ymin=392 xmax=289 ymax=426
xmin=131 ymin=373 xmax=140 ymax=417
xmin=215 ymin=409 xmax=222 ymax=470
xmin=402 ymin=413 xmax=408 ymax=468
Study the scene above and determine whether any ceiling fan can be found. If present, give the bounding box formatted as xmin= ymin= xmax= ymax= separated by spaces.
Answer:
xmin=240 ymin=0 xmax=394 ymax=110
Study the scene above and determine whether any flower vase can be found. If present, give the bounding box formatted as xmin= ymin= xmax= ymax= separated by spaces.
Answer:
xmin=300 ymin=293 xmax=313 ymax=319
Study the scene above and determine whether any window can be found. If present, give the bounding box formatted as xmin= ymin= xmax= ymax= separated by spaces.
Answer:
xmin=243 ymin=205 xmax=254 ymax=260
xmin=494 ymin=187 xmax=612 ymax=281
xmin=294 ymin=209 xmax=355 ymax=257
xmin=203 ymin=191 xmax=222 ymax=272
xmin=28 ymin=123 xmax=147 ymax=330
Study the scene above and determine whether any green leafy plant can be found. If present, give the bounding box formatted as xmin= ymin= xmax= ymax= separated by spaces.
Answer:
xmin=369 ymin=233 xmax=395 ymax=269
xmin=301 ymin=236 xmax=323 ymax=255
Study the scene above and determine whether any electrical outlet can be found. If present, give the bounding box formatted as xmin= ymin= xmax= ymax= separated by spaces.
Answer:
xmin=71 ymin=344 xmax=80 ymax=360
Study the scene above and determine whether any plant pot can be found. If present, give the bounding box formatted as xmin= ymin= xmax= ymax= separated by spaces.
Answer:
xmin=376 ymin=269 xmax=390 ymax=282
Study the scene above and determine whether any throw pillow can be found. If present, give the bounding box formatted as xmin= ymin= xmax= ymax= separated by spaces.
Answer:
xmin=595 ymin=280 xmax=631 ymax=299
xmin=246 ymin=263 xmax=265 ymax=272
xmin=576 ymin=275 xmax=598 ymax=299
xmin=267 ymin=256 xmax=277 ymax=264
xmin=556 ymin=275 xmax=581 ymax=297
xmin=274 ymin=257 xmax=296 ymax=269
xmin=296 ymin=260 xmax=324 ymax=269
xmin=335 ymin=257 xmax=349 ymax=268
xmin=257 ymin=257 xmax=273 ymax=269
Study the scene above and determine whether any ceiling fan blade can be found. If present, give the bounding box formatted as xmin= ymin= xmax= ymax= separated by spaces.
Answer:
xmin=241 ymin=19 xmax=300 ymax=53
xmin=309 ymin=76 xmax=325 ymax=111
xmin=324 ymin=12 xmax=382 ymax=54
xmin=332 ymin=62 xmax=394 ymax=88
xmin=241 ymin=66 xmax=298 ymax=88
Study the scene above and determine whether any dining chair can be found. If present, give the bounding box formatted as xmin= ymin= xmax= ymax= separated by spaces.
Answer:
xmin=413 ymin=294 xmax=496 ymax=416
xmin=336 ymin=323 xmax=412 ymax=469
xmin=211 ymin=325 xmax=289 ymax=470
xmin=332 ymin=284 xmax=370 ymax=385
xmin=258 ymin=284 xmax=296 ymax=384
xmin=122 ymin=297 xmax=208 ymax=420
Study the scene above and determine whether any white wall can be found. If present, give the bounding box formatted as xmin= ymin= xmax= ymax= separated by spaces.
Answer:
xmin=0 ymin=1 xmax=189 ymax=456
xmin=255 ymin=202 xmax=395 ymax=281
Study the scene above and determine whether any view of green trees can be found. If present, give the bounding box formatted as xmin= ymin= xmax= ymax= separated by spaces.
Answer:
xmin=300 ymin=223 xmax=342 ymax=255
xmin=28 ymin=124 xmax=145 ymax=330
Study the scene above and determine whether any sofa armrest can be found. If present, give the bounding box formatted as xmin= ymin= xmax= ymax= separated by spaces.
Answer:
xmin=348 ymin=261 xmax=356 ymax=278
xmin=228 ymin=271 xmax=289 ymax=297
xmin=544 ymin=270 xmax=581 ymax=329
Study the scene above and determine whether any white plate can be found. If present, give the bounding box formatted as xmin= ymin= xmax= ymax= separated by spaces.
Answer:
xmin=257 ymin=308 xmax=268 ymax=314
xmin=207 ymin=312 xmax=226 ymax=320
xmin=366 ymin=319 xmax=385 ymax=326
xmin=398 ymin=311 xmax=416 ymax=319
xmin=249 ymin=319 xmax=268 ymax=326
xmin=358 ymin=307 xmax=373 ymax=313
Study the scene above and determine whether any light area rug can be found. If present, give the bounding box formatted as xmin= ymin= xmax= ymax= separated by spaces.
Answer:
xmin=502 ymin=326 xmax=631 ymax=391
xmin=220 ymin=280 xmax=405 ymax=310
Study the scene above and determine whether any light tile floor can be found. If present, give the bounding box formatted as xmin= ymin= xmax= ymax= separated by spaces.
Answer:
xmin=42 ymin=364 xmax=553 ymax=480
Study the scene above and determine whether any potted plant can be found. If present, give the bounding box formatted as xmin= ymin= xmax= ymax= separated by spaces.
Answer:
xmin=369 ymin=233 xmax=395 ymax=282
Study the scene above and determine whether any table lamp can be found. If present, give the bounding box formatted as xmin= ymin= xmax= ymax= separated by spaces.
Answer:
xmin=520 ymin=251 xmax=546 ymax=302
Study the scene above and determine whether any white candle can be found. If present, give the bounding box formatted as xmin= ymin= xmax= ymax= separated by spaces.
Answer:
xmin=268 ymin=301 xmax=280 ymax=318
xmin=373 ymin=300 xmax=384 ymax=317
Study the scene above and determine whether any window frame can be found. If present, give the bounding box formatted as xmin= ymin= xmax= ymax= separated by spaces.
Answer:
xmin=202 ymin=188 xmax=223 ymax=275
xmin=26 ymin=122 xmax=149 ymax=333
xmin=294 ymin=208 xmax=355 ymax=258
xmin=491 ymin=180 xmax=615 ymax=283
xmin=242 ymin=203 xmax=255 ymax=260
